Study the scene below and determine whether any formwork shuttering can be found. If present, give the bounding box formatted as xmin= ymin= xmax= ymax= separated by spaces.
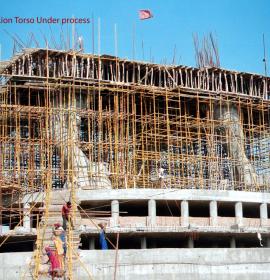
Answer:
xmin=0 ymin=48 xmax=269 ymax=229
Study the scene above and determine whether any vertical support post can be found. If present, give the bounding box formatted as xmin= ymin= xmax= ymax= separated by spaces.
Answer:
xmin=113 ymin=232 xmax=119 ymax=280
xmin=89 ymin=238 xmax=95 ymax=250
xmin=23 ymin=203 xmax=31 ymax=231
xmin=148 ymin=199 xmax=156 ymax=226
xmin=260 ymin=203 xmax=268 ymax=227
xmin=111 ymin=200 xmax=119 ymax=226
xmin=235 ymin=202 xmax=243 ymax=227
xmin=187 ymin=237 xmax=194 ymax=248
xmin=210 ymin=201 xmax=218 ymax=226
xmin=141 ymin=236 xmax=147 ymax=249
xmin=181 ymin=200 xmax=189 ymax=227
xmin=230 ymin=237 xmax=236 ymax=248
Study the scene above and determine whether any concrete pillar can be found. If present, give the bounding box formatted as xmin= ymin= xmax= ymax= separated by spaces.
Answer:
xmin=260 ymin=203 xmax=268 ymax=227
xmin=187 ymin=237 xmax=194 ymax=248
xmin=89 ymin=238 xmax=95 ymax=250
xmin=210 ymin=201 xmax=218 ymax=226
xmin=141 ymin=237 xmax=147 ymax=249
xmin=181 ymin=200 xmax=189 ymax=227
xmin=111 ymin=200 xmax=119 ymax=226
xmin=235 ymin=202 xmax=243 ymax=226
xmin=230 ymin=237 xmax=236 ymax=248
xmin=23 ymin=203 xmax=31 ymax=230
xmin=148 ymin=199 xmax=156 ymax=226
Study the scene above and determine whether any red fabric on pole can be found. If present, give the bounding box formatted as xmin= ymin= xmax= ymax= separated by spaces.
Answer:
xmin=139 ymin=10 xmax=153 ymax=20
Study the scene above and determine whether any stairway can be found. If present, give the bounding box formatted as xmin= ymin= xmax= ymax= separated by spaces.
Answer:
xmin=32 ymin=189 xmax=82 ymax=279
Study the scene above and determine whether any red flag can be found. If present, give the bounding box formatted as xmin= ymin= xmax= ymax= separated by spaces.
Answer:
xmin=139 ymin=10 xmax=153 ymax=20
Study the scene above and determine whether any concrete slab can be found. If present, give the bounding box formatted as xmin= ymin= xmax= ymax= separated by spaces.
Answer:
xmin=23 ymin=189 xmax=270 ymax=204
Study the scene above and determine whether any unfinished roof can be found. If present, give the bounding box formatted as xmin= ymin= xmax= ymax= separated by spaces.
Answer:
xmin=0 ymin=48 xmax=268 ymax=76
xmin=0 ymin=48 xmax=269 ymax=102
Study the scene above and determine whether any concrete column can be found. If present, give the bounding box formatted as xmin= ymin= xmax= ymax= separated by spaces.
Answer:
xmin=111 ymin=200 xmax=119 ymax=226
xmin=210 ymin=201 xmax=218 ymax=226
xmin=148 ymin=199 xmax=156 ymax=226
xmin=235 ymin=202 xmax=243 ymax=226
xmin=141 ymin=237 xmax=147 ymax=249
xmin=181 ymin=200 xmax=189 ymax=227
xmin=230 ymin=237 xmax=236 ymax=248
xmin=89 ymin=238 xmax=95 ymax=250
xmin=23 ymin=203 xmax=31 ymax=231
xmin=260 ymin=203 xmax=268 ymax=227
xmin=187 ymin=237 xmax=194 ymax=248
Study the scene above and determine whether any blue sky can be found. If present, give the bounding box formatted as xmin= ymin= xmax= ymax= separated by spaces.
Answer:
xmin=1 ymin=0 xmax=269 ymax=75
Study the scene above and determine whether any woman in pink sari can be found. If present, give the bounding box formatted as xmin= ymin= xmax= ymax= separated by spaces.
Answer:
xmin=45 ymin=247 xmax=61 ymax=279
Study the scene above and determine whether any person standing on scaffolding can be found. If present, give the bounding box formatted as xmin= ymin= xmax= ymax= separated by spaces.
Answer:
xmin=98 ymin=223 xmax=108 ymax=250
xmin=62 ymin=201 xmax=74 ymax=230
xmin=158 ymin=166 xmax=165 ymax=188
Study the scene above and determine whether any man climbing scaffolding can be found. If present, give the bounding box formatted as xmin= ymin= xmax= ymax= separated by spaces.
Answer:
xmin=62 ymin=201 xmax=74 ymax=230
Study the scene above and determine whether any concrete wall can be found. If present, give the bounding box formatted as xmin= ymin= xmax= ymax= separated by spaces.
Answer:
xmin=0 ymin=252 xmax=32 ymax=279
xmin=77 ymin=248 xmax=270 ymax=280
xmin=1 ymin=249 xmax=270 ymax=280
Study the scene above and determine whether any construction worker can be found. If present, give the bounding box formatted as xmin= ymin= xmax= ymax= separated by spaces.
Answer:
xmin=61 ymin=201 xmax=74 ymax=230
xmin=54 ymin=225 xmax=67 ymax=256
xmin=45 ymin=246 xmax=61 ymax=279
xmin=52 ymin=226 xmax=65 ymax=271
xmin=98 ymin=223 xmax=108 ymax=250
xmin=60 ymin=228 xmax=67 ymax=256
xmin=158 ymin=166 xmax=165 ymax=188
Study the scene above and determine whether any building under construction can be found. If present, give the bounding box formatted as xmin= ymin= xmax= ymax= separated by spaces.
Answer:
xmin=0 ymin=47 xmax=270 ymax=279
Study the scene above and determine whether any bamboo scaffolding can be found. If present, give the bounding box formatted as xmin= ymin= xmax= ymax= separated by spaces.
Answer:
xmin=0 ymin=48 xmax=269 ymax=254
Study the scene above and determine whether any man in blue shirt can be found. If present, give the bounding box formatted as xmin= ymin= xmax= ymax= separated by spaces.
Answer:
xmin=98 ymin=223 xmax=108 ymax=250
